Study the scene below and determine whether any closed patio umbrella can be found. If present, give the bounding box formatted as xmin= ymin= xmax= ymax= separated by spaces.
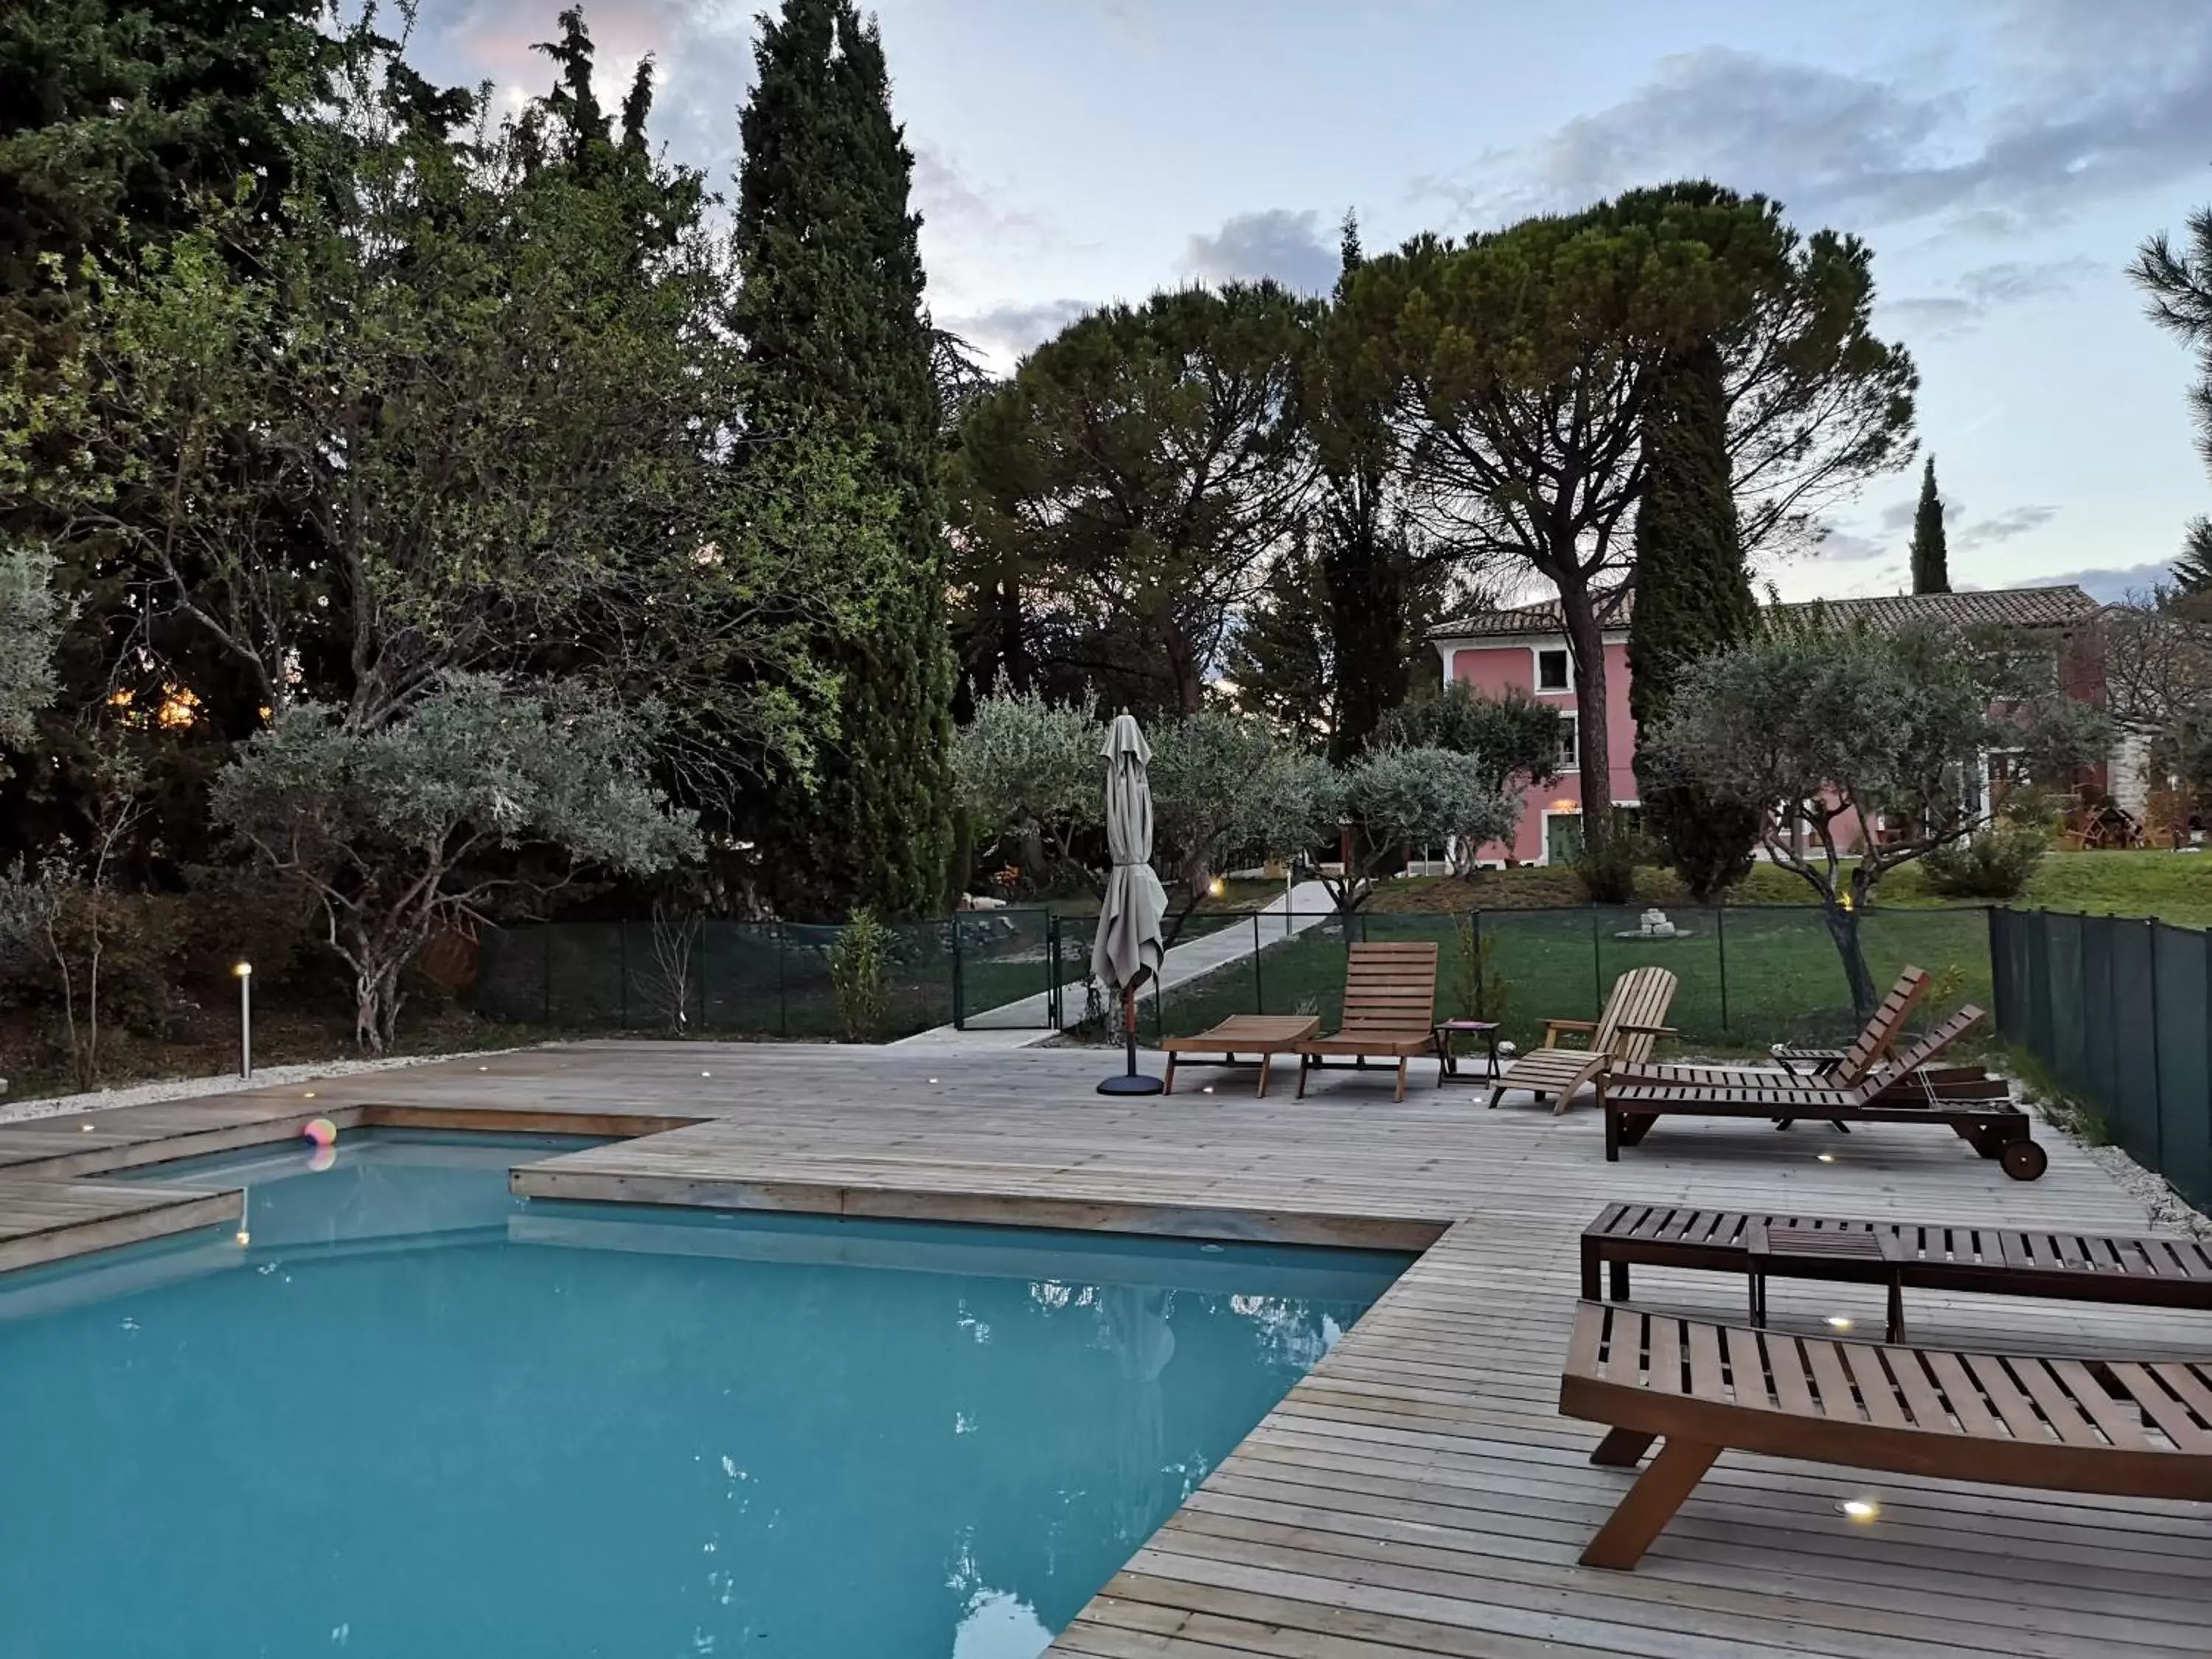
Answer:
xmin=1092 ymin=711 xmax=1167 ymax=1096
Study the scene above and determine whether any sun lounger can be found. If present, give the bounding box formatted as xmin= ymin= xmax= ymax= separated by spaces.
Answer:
xmin=1293 ymin=942 xmax=1439 ymax=1102
xmin=1768 ymin=965 xmax=1929 ymax=1082
xmin=1601 ymin=1007 xmax=2043 ymax=1177
xmin=1560 ymin=1299 xmax=2212 ymax=1569
xmin=1486 ymin=966 xmax=1677 ymax=1114
xmin=1161 ymin=1014 xmax=1321 ymax=1096
xmin=1581 ymin=1203 xmax=2212 ymax=1338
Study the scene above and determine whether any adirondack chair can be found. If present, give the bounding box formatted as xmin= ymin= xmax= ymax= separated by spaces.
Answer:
xmin=1293 ymin=941 xmax=1440 ymax=1102
xmin=1486 ymin=967 xmax=1677 ymax=1115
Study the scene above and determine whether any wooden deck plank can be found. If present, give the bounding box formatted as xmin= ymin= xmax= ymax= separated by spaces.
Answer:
xmin=0 ymin=1040 xmax=2199 ymax=1655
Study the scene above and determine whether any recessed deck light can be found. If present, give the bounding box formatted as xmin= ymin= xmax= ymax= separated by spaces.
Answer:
xmin=1838 ymin=1498 xmax=1879 ymax=1521
xmin=1817 ymin=1152 xmax=1836 ymax=1164
xmin=1826 ymin=1316 xmax=1854 ymax=1331
xmin=234 ymin=1231 xmax=251 ymax=1246
xmin=80 ymin=1122 xmax=94 ymax=1132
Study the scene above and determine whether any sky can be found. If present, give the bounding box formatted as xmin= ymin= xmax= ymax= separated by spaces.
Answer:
xmin=400 ymin=0 xmax=2212 ymax=603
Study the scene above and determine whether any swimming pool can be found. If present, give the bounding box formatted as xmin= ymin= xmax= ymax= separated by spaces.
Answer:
xmin=0 ymin=1132 xmax=1407 ymax=1658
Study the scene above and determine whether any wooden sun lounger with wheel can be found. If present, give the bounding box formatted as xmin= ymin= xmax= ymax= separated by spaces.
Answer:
xmin=1293 ymin=941 xmax=1439 ymax=1102
xmin=1581 ymin=1203 xmax=2212 ymax=1341
xmin=1560 ymin=1299 xmax=2212 ymax=1570
xmin=1160 ymin=1014 xmax=1321 ymax=1096
xmin=1767 ymin=965 xmax=1928 ymax=1082
xmin=1599 ymin=1006 xmax=2045 ymax=1178
xmin=1484 ymin=966 xmax=1677 ymax=1114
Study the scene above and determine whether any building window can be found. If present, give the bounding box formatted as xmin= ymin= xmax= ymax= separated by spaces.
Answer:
xmin=1559 ymin=712 xmax=1579 ymax=768
xmin=1536 ymin=647 xmax=1570 ymax=691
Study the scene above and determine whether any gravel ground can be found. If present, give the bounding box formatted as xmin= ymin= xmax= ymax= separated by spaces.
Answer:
xmin=0 ymin=1048 xmax=529 ymax=1126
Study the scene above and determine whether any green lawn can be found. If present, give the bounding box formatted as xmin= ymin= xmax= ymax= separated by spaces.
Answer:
xmin=1367 ymin=849 xmax=2212 ymax=925
xmin=1148 ymin=904 xmax=1989 ymax=1056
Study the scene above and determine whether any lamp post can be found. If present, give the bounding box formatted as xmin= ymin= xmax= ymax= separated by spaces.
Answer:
xmin=234 ymin=961 xmax=253 ymax=1079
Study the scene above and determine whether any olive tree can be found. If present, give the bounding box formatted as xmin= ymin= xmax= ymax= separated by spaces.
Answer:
xmin=211 ymin=674 xmax=699 ymax=1053
xmin=1641 ymin=619 xmax=2106 ymax=1016
xmin=951 ymin=688 xmax=1101 ymax=892
xmin=1312 ymin=746 xmax=1523 ymax=913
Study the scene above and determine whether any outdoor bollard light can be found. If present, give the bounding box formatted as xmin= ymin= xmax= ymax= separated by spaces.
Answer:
xmin=234 ymin=961 xmax=253 ymax=1079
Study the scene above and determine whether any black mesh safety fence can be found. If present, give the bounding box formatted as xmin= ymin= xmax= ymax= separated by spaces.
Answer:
xmin=1992 ymin=907 xmax=2212 ymax=1211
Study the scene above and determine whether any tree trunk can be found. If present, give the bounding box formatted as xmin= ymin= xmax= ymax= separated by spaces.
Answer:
xmin=1557 ymin=583 xmax=1613 ymax=850
xmin=1161 ymin=622 xmax=1204 ymax=716
xmin=1820 ymin=899 xmax=1877 ymax=1023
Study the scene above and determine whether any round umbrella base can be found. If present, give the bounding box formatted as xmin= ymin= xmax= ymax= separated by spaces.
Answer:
xmin=1096 ymin=1072 xmax=1166 ymax=1096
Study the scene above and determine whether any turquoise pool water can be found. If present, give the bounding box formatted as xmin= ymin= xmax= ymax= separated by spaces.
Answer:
xmin=0 ymin=1132 xmax=1406 ymax=1658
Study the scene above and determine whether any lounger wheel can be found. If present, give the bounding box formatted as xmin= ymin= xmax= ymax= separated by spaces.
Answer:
xmin=2000 ymin=1139 xmax=2048 ymax=1181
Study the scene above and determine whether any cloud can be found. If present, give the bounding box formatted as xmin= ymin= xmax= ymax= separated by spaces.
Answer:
xmin=1181 ymin=209 xmax=1338 ymax=295
xmin=1887 ymin=257 xmax=2102 ymax=336
xmin=1417 ymin=14 xmax=2212 ymax=237
xmin=1954 ymin=504 xmax=2059 ymax=549
xmin=942 ymin=299 xmax=1096 ymax=364
xmin=2016 ymin=563 xmax=2183 ymax=602
xmin=1814 ymin=524 xmax=1890 ymax=563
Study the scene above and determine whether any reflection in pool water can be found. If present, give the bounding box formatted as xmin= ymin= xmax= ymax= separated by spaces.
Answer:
xmin=0 ymin=1133 xmax=1405 ymax=1658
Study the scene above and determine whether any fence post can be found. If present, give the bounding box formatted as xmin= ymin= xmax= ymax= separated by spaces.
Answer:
xmin=952 ymin=914 xmax=966 ymax=1031
xmin=2146 ymin=917 xmax=2163 ymax=1172
xmin=777 ymin=922 xmax=790 ymax=1039
xmin=1716 ymin=903 xmax=1729 ymax=1035
xmin=1252 ymin=913 xmax=1263 ymax=1013
xmin=696 ymin=920 xmax=709 ymax=1031
xmin=1590 ymin=905 xmax=1603 ymax=1015
xmin=1047 ymin=914 xmax=1060 ymax=1030
xmin=1472 ymin=908 xmax=1484 ymax=1020
xmin=541 ymin=926 xmax=552 ymax=1026
xmin=619 ymin=922 xmax=630 ymax=1028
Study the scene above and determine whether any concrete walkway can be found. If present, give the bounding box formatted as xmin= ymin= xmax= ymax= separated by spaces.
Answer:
xmin=891 ymin=880 xmax=1340 ymax=1050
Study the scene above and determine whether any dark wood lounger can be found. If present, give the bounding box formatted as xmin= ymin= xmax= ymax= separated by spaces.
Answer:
xmin=1600 ymin=1006 xmax=2044 ymax=1178
xmin=1582 ymin=1201 xmax=2212 ymax=1321
xmin=1560 ymin=1299 xmax=2212 ymax=1570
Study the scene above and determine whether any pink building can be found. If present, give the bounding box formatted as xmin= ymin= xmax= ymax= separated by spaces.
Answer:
xmin=1429 ymin=583 xmax=2105 ymax=866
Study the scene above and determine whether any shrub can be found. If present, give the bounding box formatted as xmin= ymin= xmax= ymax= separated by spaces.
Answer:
xmin=1573 ymin=832 xmax=1643 ymax=905
xmin=1447 ymin=914 xmax=1512 ymax=1028
xmin=1921 ymin=821 xmax=2048 ymax=899
xmin=830 ymin=907 xmax=892 ymax=1041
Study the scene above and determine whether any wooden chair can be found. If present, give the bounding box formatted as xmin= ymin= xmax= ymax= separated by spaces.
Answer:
xmin=1767 ymin=965 xmax=1929 ymax=1083
xmin=1560 ymin=1299 xmax=2212 ymax=1570
xmin=1161 ymin=1014 xmax=1321 ymax=1097
xmin=1485 ymin=966 xmax=1677 ymax=1115
xmin=1601 ymin=1007 xmax=2046 ymax=1178
xmin=1293 ymin=942 xmax=1439 ymax=1102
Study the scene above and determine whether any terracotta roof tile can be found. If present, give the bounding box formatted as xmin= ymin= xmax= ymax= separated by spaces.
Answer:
xmin=1431 ymin=583 xmax=2097 ymax=640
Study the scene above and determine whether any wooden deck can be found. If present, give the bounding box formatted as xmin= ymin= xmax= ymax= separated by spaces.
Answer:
xmin=0 ymin=1040 xmax=2208 ymax=1655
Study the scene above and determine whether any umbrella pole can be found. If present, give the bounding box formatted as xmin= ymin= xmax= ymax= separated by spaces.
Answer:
xmin=1097 ymin=979 xmax=1164 ymax=1096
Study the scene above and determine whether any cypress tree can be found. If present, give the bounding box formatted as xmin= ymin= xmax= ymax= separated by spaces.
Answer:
xmin=1910 ymin=456 xmax=1950 ymax=594
xmin=1630 ymin=338 xmax=1764 ymax=900
xmin=730 ymin=0 xmax=955 ymax=918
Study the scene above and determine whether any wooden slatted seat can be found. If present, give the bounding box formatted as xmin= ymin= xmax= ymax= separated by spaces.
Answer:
xmin=1770 ymin=966 xmax=1929 ymax=1083
xmin=1486 ymin=966 xmax=1678 ymax=1116
xmin=1560 ymin=1298 xmax=2212 ymax=1570
xmin=1293 ymin=942 xmax=1439 ymax=1102
xmin=1582 ymin=1200 xmax=2212 ymax=1318
xmin=1161 ymin=1014 xmax=1321 ymax=1097
xmin=1601 ymin=1006 xmax=2044 ymax=1178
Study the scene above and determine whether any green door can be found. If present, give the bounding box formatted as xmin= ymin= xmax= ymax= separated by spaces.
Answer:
xmin=1545 ymin=811 xmax=1584 ymax=866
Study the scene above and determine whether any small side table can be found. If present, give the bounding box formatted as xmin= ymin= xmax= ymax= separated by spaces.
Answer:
xmin=1434 ymin=1019 xmax=1503 ymax=1085
xmin=1745 ymin=1221 xmax=1911 ymax=1343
